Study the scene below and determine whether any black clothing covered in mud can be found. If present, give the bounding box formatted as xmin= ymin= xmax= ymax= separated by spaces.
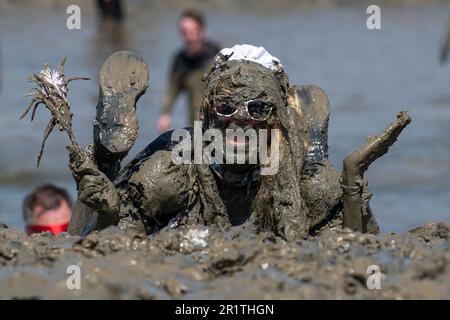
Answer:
xmin=111 ymin=81 xmax=350 ymax=238
xmin=114 ymin=128 xmax=263 ymax=233
xmin=113 ymin=136 xmax=344 ymax=237
xmin=161 ymin=41 xmax=220 ymax=123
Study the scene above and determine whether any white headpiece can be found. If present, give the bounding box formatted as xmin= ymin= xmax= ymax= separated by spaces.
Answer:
xmin=217 ymin=44 xmax=282 ymax=71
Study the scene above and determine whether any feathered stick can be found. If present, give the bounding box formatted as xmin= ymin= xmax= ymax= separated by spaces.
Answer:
xmin=22 ymin=56 xmax=89 ymax=167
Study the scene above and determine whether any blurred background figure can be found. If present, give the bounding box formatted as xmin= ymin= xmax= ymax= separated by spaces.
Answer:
xmin=22 ymin=184 xmax=72 ymax=236
xmin=440 ymin=17 xmax=450 ymax=64
xmin=157 ymin=8 xmax=220 ymax=133
xmin=95 ymin=0 xmax=128 ymax=57
xmin=0 ymin=41 xmax=2 ymax=95
xmin=97 ymin=0 xmax=123 ymax=22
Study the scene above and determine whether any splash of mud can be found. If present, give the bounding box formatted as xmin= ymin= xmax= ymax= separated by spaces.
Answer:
xmin=0 ymin=221 xmax=449 ymax=299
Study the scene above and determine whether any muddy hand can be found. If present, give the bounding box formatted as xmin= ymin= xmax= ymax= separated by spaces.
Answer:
xmin=68 ymin=145 xmax=120 ymax=216
xmin=78 ymin=171 xmax=120 ymax=216
xmin=342 ymin=111 xmax=411 ymax=232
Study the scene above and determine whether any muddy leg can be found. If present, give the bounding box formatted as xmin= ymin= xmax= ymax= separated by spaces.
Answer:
xmin=94 ymin=51 xmax=149 ymax=181
xmin=69 ymin=51 xmax=148 ymax=235
xmin=342 ymin=112 xmax=411 ymax=233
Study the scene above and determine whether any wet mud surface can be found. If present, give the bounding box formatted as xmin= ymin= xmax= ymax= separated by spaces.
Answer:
xmin=1 ymin=221 xmax=449 ymax=299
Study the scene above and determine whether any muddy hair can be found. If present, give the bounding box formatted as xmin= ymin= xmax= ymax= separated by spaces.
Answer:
xmin=179 ymin=8 xmax=205 ymax=28
xmin=193 ymin=55 xmax=311 ymax=240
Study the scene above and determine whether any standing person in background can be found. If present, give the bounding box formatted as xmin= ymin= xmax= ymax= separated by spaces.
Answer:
xmin=0 ymin=40 xmax=2 ymax=94
xmin=22 ymin=184 xmax=72 ymax=236
xmin=157 ymin=8 xmax=220 ymax=133
xmin=440 ymin=15 xmax=450 ymax=64
xmin=97 ymin=0 xmax=123 ymax=22
xmin=95 ymin=0 xmax=128 ymax=55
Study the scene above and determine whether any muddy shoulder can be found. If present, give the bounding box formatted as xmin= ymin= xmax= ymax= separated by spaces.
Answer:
xmin=0 ymin=221 xmax=449 ymax=299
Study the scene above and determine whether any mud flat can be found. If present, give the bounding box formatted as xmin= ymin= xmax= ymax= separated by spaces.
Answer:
xmin=0 ymin=221 xmax=449 ymax=299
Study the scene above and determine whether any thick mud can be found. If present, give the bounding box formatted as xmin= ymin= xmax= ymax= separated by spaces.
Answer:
xmin=0 ymin=220 xmax=449 ymax=299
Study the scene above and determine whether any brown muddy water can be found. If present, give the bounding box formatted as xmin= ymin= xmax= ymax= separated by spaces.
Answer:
xmin=0 ymin=1 xmax=450 ymax=299
xmin=1 ymin=222 xmax=449 ymax=299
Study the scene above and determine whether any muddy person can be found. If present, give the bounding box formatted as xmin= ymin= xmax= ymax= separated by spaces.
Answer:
xmin=24 ymin=46 xmax=411 ymax=239
xmin=22 ymin=184 xmax=72 ymax=236
xmin=157 ymin=8 xmax=220 ymax=133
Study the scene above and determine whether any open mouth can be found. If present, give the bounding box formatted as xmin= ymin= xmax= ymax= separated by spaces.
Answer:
xmin=223 ymin=123 xmax=274 ymax=150
xmin=227 ymin=134 xmax=248 ymax=146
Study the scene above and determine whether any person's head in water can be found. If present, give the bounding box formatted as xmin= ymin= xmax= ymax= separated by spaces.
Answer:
xmin=178 ymin=8 xmax=206 ymax=56
xmin=22 ymin=184 xmax=72 ymax=236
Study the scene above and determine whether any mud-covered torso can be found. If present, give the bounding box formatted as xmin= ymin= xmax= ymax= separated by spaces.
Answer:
xmin=112 ymin=131 xmax=343 ymax=236
xmin=217 ymin=185 xmax=253 ymax=225
xmin=212 ymin=169 xmax=260 ymax=226
xmin=114 ymin=140 xmax=261 ymax=230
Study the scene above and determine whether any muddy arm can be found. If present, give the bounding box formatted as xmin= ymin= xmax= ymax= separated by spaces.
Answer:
xmin=67 ymin=145 xmax=121 ymax=235
xmin=342 ymin=111 xmax=411 ymax=233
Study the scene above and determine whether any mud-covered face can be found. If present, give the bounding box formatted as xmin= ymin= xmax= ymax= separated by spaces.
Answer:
xmin=204 ymin=61 xmax=285 ymax=165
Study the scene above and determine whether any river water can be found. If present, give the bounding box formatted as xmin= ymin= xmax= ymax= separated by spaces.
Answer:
xmin=0 ymin=2 xmax=449 ymax=233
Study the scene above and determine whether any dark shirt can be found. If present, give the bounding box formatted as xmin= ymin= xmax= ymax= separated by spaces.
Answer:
xmin=97 ymin=0 xmax=123 ymax=21
xmin=161 ymin=40 xmax=220 ymax=123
